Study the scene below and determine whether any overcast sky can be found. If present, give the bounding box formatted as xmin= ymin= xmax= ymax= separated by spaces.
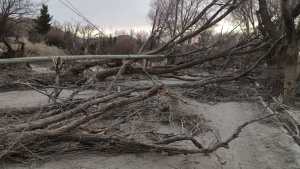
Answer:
xmin=38 ymin=0 xmax=152 ymax=34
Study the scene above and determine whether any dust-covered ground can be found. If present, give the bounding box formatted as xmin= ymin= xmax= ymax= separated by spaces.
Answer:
xmin=1 ymin=89 xmax=300 ymax=169
xmin=0 ymin=64 xmax=299 ymax=169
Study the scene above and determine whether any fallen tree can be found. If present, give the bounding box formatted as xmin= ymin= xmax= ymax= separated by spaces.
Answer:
xmin=0 ymin=39 xmax=282 ymax=160
xmin=1 ymin=0 xmax=297 ymax=163
xmin=0 ymin=82 xmax=279 ymax=160
xmin=0 ymin=85 xmax=162 ymax=159
xmin=96 ymin=38 xmax=267 ymax=80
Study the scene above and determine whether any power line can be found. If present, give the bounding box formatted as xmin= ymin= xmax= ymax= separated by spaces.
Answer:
xmin=63 ymin=0 xmax=94 ymax=26
xmin=57 ymin=0 xmax=104 ymax=36
xmin=58 ymin=0 xmax=100 ymax=31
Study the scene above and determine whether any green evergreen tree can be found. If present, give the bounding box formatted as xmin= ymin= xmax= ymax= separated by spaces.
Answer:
xmin=35 ymin=4 xmax=52 ymax=35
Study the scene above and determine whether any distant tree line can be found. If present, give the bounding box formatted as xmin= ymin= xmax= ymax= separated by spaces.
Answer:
xmin=0 ymin=1 xmax=147 ymax=58
xmin=43 ymin=22 xmax=147 ymax=55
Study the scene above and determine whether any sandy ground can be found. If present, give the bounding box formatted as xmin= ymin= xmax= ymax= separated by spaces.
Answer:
xmin=0 ymin=88 xmax=300 ymax=169
xmin=199 ymin=101 xmax=300 ymax=169
xmin=0 ymin=90 xmax=97 ymax=109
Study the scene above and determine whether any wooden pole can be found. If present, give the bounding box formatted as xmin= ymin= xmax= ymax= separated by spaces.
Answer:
xmin=0 ymin=55 xmax=165 ymax=64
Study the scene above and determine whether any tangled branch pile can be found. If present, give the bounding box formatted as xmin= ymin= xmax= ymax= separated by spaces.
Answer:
xmin=0 ymin=36 xmax=280 ymax=161
xmin=0 ymin=81 xmax=278 ymax=162
xmin=2 ymin=0 xmax=300 ymax=163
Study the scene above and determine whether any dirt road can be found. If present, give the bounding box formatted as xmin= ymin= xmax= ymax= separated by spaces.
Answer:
xmin=1 ymin=90 xmax=300 ymax=169
xmin=198 ymin=101 xmax=300 ymax=169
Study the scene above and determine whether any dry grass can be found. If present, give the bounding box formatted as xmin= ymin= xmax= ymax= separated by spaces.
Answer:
xmin=23 ymin=39 xmax=66 ymax=56
xmin=0 ymin=38 xmax=66 ymax=57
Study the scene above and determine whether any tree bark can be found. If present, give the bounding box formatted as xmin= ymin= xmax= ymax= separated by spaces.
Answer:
xmin=283 ymin=62 xmax=298 ymax=104
xmin=281 ymin=0 xmax=299 ymax=104
xmin=256 ymin=0 xmax=281 ymax=65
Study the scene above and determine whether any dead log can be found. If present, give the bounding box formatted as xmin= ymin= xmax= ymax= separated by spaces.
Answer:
xmin=0 ymin=89 xmax=137 ymax=134
xmin=49 ymin=85 xmax=162 ymax=133
xmin=0 ymin=82 xmax=279 ymax=160
xmin=169 ymin=37 xmax=283 ymax=88
xmin=96 ymin=42 xmax=267 ymax=80
xmin=1 ymin=113 xmax=276 ymax=159
xmin=53 ymin=134 xmax=203 ymax=155
xmin=65 ymin=60 xmax=110 ymax=75
xmin=0 ymin=85 xmax=162 ymax=159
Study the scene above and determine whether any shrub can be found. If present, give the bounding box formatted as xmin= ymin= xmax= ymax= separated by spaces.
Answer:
xmin=45 ymin=28 xmax=65 ymax=48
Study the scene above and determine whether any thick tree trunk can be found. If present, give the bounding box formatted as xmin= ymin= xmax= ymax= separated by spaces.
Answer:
xmin=282 ymin=40 xmax=299 ymax=104
xmin=257 ymin=0 xmax=279 ymax=39
xmin=257 ymin=0 xmax=280 ymax=65
xmin=281 ymin=0 xmax=299 ymax=104
xmin=283 ymin=62 xmax=298 ymax=104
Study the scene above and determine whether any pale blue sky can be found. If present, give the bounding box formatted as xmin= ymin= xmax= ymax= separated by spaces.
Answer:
xmin=37 ymin=0 xmax=152 ymax=33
